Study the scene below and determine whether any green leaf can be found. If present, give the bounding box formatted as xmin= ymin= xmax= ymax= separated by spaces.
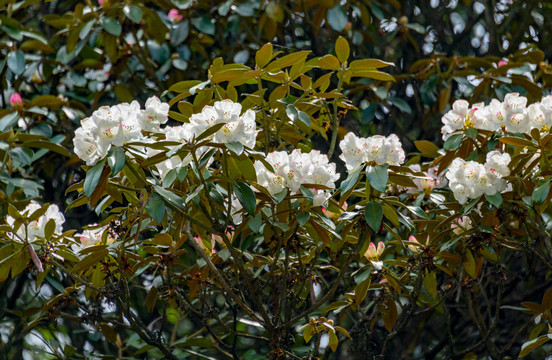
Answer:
xmin=248 ymin=212 xmax=262 ymax=233
xmin=328 ymin=330 xmax=338 ymax=352
xmin=44 ymin=218 xmax=56 ymax=240
xmin=499 ymin=136 xmax=535 ymax=148
xmin=414 ymin=140 xmax=440 ymax=157
xmin=297 ymin=212 xmax=310 ymax=226
xmin=424 ymin=269 xmax=437 ymax=298
xmin=465 ymin=127 xmax=478 ymax=139
xmin=297 ymin=111 xmax=311 ymax=127
xmin=340 ymin=165 xmax=363 ymax=195
xmin=519 ymin=334 xmax=552 ymax=358
xmin=335 ymin=36 xmax=349 ymax=63
xmin=327 ymin=5 xmax=348 ymax=32
xmin=256 ymin=43 xmax=273 ymax=68
xmin=443 ymin=134 xmax=463 ymax=151
xmin=7 ymin=50 xmax=25 ymax=76
xmin=20 ymin=140 xmax=70 ymax=157
xmin=532 ymin=180 xmax=550 ymax=205
xmin=195 ymin=123 xmax=225 ymax=142
xmin=124 ymin=5 xmax=142 ymax=23
xmin=170 ymin=20 xmax=189 ymax=46
xmin=485 ymin=192 xmax=503 ymax=208
xmin=84 ymin=159 xmax=106 ymax=198
xmin=79 ymin=20 xmax=95 ymax=40
xmin=191 ymin=16 xmax=215 ymax=35
xmin=318 ymin=55 xmax=341 ymax=70
xmin=107 ymin=147 xmax=125 ymax=176
xmin=225 ymin=142 xmax=244 ymax=155
xmin=101 ymin=17 xmax=122 ymax=36
xmin=72 ymin=247 xmax=108 ymax=274
xmin=233 ymin=181 xmax=256 ymax=216
xmin=286 ymin=104 xmax=299 ymax=122
xmin=146 ymin=193 xmax=166 ymax=224
xmin=154 ymin=185 xmax=184 ymax=209
xmin=303 ymin=324 xmax=315 ymax=343
xmin=365 ymin=201 xmax=383 ymax=232
xmin=349 ymin=59 xmax=395 ymax=69
xmin=406 ymin=206 xmax=429 ymax=219
xmin=366 ymin=164 xmax=389 ymax=193
xmin=388 ymin=97 xmax=412 ymax=114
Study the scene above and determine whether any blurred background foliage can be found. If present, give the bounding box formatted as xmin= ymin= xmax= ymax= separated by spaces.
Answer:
xmin=1 ymin=0 xmax=552 ymax=358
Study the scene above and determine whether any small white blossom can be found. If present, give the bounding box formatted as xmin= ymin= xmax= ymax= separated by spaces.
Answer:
xmin=6 ymin=202 xmax=65 ymax=243
xmin=138 ymin=96 xmax=170 ymax=132
xmin=339 ymin=133 xmax=405 ymax=170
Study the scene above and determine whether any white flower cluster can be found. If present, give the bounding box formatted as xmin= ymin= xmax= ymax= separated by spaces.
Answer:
xmin=73 ymin=96 xmax=169 ymax=166
xmin=6 ymin=202 xmax=65 ymax=242
xmin=339 ymin=133 xmax=405 ymax=171
xmin=149 ymin=100 xmax=257 ymax=178
xmin=441 ymin=93 xmax=552 ymax=139
xmin=254 ymin=149 xmax=340 ymax=206
xmin=76 ymin=224 xmax=116 ymax=248
xmin=445 ymin=150 xmax=511 ymax=204
xmin=188 ymin=100 xmax=258 ymax=148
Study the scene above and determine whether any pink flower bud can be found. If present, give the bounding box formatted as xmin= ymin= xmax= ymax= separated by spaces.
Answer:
xmin=497 ymin=60 xmax=508 ymax=67
xmin=365 ymin=242 xmax=385 ymax=260
xmin=98 ymin=0 xmax=104 ymax=5
xmin=365 ymin=242 xmax=377 ymax=259
xmin=10 ymin=93 xmax=23 ymax=108
xmin=168 ymin=9 xmax=183 ymax=23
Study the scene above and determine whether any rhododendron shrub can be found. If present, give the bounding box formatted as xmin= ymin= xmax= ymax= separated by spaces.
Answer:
xmin=2 ymin=38 xmax=552 ymax=360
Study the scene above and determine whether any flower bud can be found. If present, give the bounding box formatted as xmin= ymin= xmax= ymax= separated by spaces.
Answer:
xmin=10 ymin=93 xmax=23 ymax=109
xmin=168 ymin=9 xmax=183 ymax=23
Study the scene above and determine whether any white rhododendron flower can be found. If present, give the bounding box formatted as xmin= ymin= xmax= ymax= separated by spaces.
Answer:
xmin=138 ymin=96 xmax=170 ymax=132
xmin=451 ymin=216 xmax=472 ymax=235
xmin=6 ymin=202 xmax=65 ymax=243
xmin=339 ymin=133 xmax=405 ymax=170
xmin=189 ymin=100 xmax=258 ymax=148
xmin=441 ymin=100 xmax=477 ymax=139
xmin=253 ymin=149 xmax=339 ymax=207
xmin=73 ymin=96 xmax=170 ymax=165
xmin=445 ymin=151 xmax=511 ymax=204
xmin=440 ymin=93 xmax=552 ymax=137
xmin=77 ymin=224 xmax=116 ymax=247
xmin=73 ymin=118 xmax=102 ymax=166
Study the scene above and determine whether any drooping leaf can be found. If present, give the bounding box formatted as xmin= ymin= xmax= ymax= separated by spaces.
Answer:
xmin=233 ymin=180 xmax=256 ymax=216
xmin=83 ymin=158 xmax=106 ymax=198
xmin=365 ymin=164 xmax=389 ymax=193
xmin=365 ymin=201 xmax=383 ymax=232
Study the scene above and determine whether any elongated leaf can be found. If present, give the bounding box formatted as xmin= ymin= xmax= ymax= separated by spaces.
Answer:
xmin=108 ymin=146 xmax=126 ymax=176
xmin=365 ymin=201 xmax=383 ymax=232
xmin=20 ymin=140 xmax=70 ymax=157
xmin=532 ymin=180 xmax=550 ymax=205
xmin=519 ymin=334 xmax=552 ymax=358
xmin=335 ymin=36 xmax=349 ymax=63
xmin=443 ymin=134 xmax=463 ymax=151
xmin=84 ymin=159 xmax=106 ymax=198
xmin=366 ymin=164 xmax=389 ymax=193
xmin=340 ymin=165 xmax=363 ymax=195
xmin=233 ymin=181 xmax=256 ymax=216
xmin=499 ymin=136 xmax=535 ymax=148
xmin=72 ymin=247 xmax=108 ymax=274
xmin=349 ymin=59 xmax=395 ymax=69
xmin=102 ymin=17 xmax=121 ymax=36
xmin=255 ymin=43 xmax=273 ymax=68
